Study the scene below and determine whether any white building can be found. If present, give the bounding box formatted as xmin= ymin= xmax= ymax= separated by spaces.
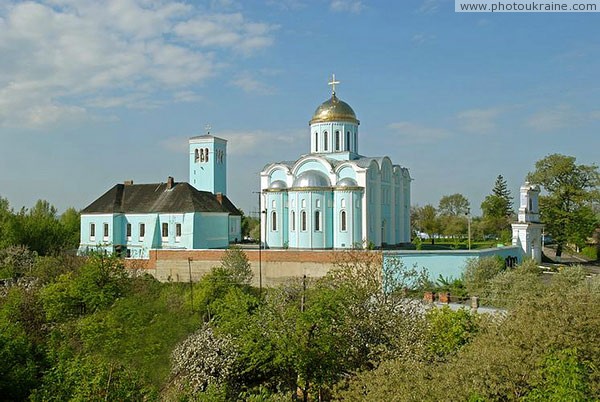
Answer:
xmin=260 ymin=76 xmax=411 ymax=249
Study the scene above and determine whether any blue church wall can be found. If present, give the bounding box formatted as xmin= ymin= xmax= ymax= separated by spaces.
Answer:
xmin=311 ymin=121 xmax=359 ymax=156
xmin=269 ymin=168 xmax=288 ymax=183
xmin=336 ymin=165 xmax=356 ymax=180
xmin=228 ymin=216 xmax=242 ymax=243
xmin=333 ymin=190 xmax=362 ymax=248
xmin=265 ymin=191 xmax=288 ymax=248
xmin=194 ymin=213 xmax=229 ymax=249
xmin=383 ymin=246 xmax=523 ymax=283
xmin=294 ymin=159 xmax=331 ymax=177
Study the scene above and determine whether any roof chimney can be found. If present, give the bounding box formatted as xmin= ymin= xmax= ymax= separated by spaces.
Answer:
xmin=215 ymin=192 xmax=223 ymax=204
xmin=167 ymin=176 xmax=175 ymax=189
xmin=124 ymin=180 xmax=133 ymax=185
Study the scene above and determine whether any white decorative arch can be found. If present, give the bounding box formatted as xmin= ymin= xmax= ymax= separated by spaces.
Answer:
xmin=291 ymin=155 xmax=335 ymax=178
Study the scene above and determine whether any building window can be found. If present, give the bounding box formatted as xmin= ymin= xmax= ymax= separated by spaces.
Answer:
xmin=162 ymin=222 xmax=168 ymax=239
xmin=314 ymin=210 xmax=321 ymax=231
xmin=354 ymin=132 xmax=357 ymax=150
xmin=205 ymin=148 xmax=209 ymax=162
xmin=139 ymin=223 xmax=145 ymax=240
xmin=126 ymin=223 xmax=132 ymax=240
xmin=335 ymin=131 xmax=340 ymax=151
xmin=324 ymin=131 xmax=328 ymax=151
xmin=316 ymin=199 xmax=321 ymax=208
xmin=341 ymin=198 xmax=346 ymax=208
xmin=301 ymin=211 xmax=307 ymax=231
xmin=291 ymin=211 xmax=296 ymax=231
xmin=90 ymin=223 xmax=96 ymax=241
xmin=346 ymin=131 xmax=350 ymax=151
xmin=175 ymin=223 xmax=182 ymax=242
xmin=315 ymin=132 xmax=318 ymax=151
xmin=271 ymin=211 xmax=277 ymax=231
xmin=103 ymin=223 xmax=109 ymax=240
xmin=341 ymin=210 xmax=347 ymax=231
xmin=126 ymin=248 xmax=131 ymax=258
xmin=301 ymin=199 xmax=306 ymax=208
xmin=200 ymin=149 xmax=205 ymax=162
xmin=194 ymin=149 xmax=199 ymax=162
xmin=272 ymin=199 xmax=276 ymax=209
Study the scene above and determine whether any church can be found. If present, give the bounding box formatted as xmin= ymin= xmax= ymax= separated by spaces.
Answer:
xmin=260 ymin=76 xmax=411 ymax=249
xmin=79 ymin=134 xmax=241 ymax=259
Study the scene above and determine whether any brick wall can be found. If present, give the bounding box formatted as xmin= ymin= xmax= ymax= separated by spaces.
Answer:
xmin=125 ymin=249 xmax=343 ymax=285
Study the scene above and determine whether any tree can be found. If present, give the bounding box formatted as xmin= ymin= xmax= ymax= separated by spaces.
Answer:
xmin=59 ymin=207 xmax=81 ymax=251
xmin=438 ymin=194 xmax=470 ymax=240
xmin=438 ymin=193 xmax=470 ymax=216
xmin=413 ymin=204 xmax=440 ymax=244
xmin=481 ymin=175 xmax=514 ymax=239
xmin=219 ymin=245 xmax=252 ymax=286
xmin=492 ymin=174 xmax=513 ymax=216
xmin=527 ymin=154 xmax=600 ymax=256
xmin=241 ymin=211 xmax=259 ymax=240
xmin=169 ymin=323 xmax=238 ymax=397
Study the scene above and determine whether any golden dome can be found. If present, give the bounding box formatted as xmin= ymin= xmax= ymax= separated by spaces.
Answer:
xmin=309 ymin=94 xmax=359 ymax=125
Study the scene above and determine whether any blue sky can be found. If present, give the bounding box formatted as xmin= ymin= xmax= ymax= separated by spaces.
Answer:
xmin=0 ymin=0 xmax=598 ymax=216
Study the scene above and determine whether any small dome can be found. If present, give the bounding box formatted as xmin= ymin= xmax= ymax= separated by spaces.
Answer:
xmin=269 ymin=180 xmax=287 ymax=189
xmin=336 ymin=177 xmax=358 ymax=187
xmin=293 ymin=170 xmax=331 ymax=188
xmin=310 ymin=94 xmax=359 ymax=125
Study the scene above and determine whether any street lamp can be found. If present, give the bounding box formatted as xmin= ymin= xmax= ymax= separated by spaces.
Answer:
xmin=465 ymin=208 xmax=471 ymax=250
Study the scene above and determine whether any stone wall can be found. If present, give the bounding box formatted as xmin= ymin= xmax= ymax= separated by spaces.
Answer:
xmin=127 ymin=249 xmax=338 ymax=286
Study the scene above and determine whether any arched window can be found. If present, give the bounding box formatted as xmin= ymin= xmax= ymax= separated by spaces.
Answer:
xmin=341 ymin=210 xmax=347 ymax=231
xmin=323 ymin=131 xmax=328 ymax=151
xmin=335 ymin=131 xmax=340 ymax=151
xmin=341 ymin=198 xmax=346 ymax=208
xmin=346 ymin=131 xmax=350 ymax=151
xmin=205 ymin=148 xmax=209 ymax=162
xmin=301 ymin=211 xmax=307 ymax=231
xmin=354 ymin=132 xmax=358 ymax=150
xmin=316 ymin=199 xmax=321 ymax=208
xmin=194 ymin=149 xmax=199 ymax=162
xmin=200 ymin=149 xmax=205 ymax=162
xmin=291 ymin=211 xmax=296 ymax=231
xmin=315 ymin=132 xmax=319 ymax=152
xmin=271 ymin=211 xmax=277 ymax=231
xmin=314 ymin=210 xmax=321 ymax=231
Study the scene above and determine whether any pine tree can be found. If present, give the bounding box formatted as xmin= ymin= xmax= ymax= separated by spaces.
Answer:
xmin=481 ymin=175 xmax=514 ymax=238
xmin=491 ymin=175 xmax=513 ymax=218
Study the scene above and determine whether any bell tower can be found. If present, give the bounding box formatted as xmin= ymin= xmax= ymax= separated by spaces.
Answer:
xmin=189 ymin=128 xmax=227 ymax=195
xmin=512 ymin=182 xmax=544 ymax=263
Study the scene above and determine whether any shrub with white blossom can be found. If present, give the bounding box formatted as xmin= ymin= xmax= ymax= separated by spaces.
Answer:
xmin=170 ymin=323 xmax=238 ymax=395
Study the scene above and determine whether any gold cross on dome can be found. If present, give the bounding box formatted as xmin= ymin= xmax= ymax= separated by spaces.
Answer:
xmin=328 ymin=73 xmax=340 ymax=95
xmin=205 ymin=124 xmax=211 ymax=134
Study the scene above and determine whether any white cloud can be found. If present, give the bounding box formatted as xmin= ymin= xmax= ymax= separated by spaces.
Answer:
xmin=457 ymin=107 xmax=503 ymax=133
xmin=526 ymin=105 xmax=579 ymax=132
xmin=417 ymin=0 xmax=448 ymax=13
xmin=173 ymin=13 xmax=276 ymax=55
xmin=412 ymin=33 xmax=436 ymax=45
xmin=330 ymin=0 xmax=364 ymax=14
xmin=161 ymin=129 xmax=305 ymax=157
xmin=0 ymin=0 xmax=277 ymax=129
xmin=387 ymin=122 xmax=451 ymax=144
xmin=230 ymin=71 xmax=275 ymax=94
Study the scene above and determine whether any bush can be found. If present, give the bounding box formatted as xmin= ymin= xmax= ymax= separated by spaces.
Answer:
xmin=462 ymin=256 xmax=505 ymax=296
xmin=581 ymin=246 xmax=598 ymax=261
